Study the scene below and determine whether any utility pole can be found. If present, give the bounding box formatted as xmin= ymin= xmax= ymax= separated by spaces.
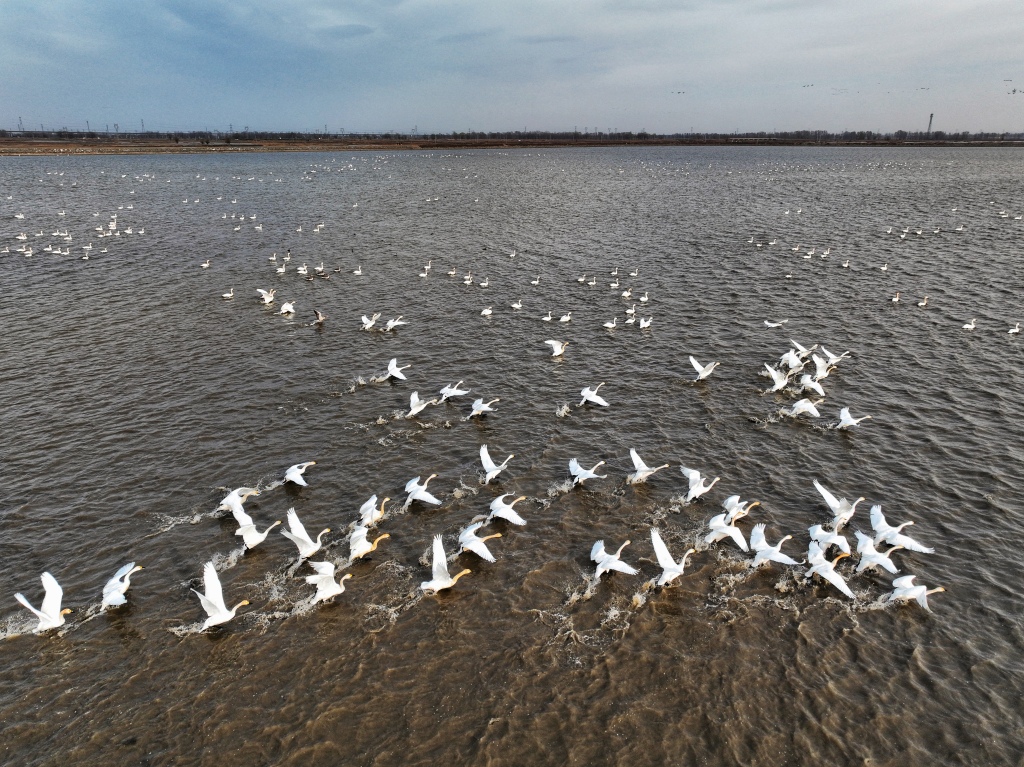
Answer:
xmin=926 ymin=113 xmax=934 ymax=135
xmin=18 ymin=116 xmax=23 ymax=132
xmin=141 ymin=119 xmax=145 ymax=133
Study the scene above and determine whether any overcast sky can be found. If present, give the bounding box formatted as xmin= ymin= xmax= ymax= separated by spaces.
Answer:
xmin=2 ymin=0 xmax=1022 ymax=134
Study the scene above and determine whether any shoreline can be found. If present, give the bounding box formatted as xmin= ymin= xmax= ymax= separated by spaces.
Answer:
xmin=2 ymin=136 xmax=1024 ymax=156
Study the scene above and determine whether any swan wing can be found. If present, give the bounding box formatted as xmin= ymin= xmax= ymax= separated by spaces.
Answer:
xmin=679 ymin=466 xmax=701 ymax=489
xmin=590 ymin=393 xmax=610 ymax=407
xmin=629 ymin=448 xmax=650 ymax=472
xmin=812 ymin=479 xmax=841 ymax=513
xmin=40 ymin=572 xmax=64 ymax=618
xmin=431 ymin=535 xmax=451 ymax=582
xmin=480 ymin=445 xmax=497 ymax=473
xmin=358 ymin=495 xmax=378 ymax=520
xmin=750 ymin=523 xmax=768 ymax=552
xmin=818 ymin=567 xmax=854 ymax=598
xmin=414 ymin=489 xmax=441 ymax=505
xmin=286 ymin=508 xmax=311 ymax=543
xmin=15 ymin=593 xmax=45 ymax=621
xmin=201 ymin=562 xmax=227 ymax=612
xmin=650 ymin=529 xmax=677 ymax=572
xmin=892 ymin=575 xmax=917 ymax=589
xmin=607 ymin=558 xmax=639 ymax=576
xmin=110 ymin=562 xmax=137 ymax=582
xmin=869 ymin=504 xmax=886 ymax=531
xmin=232 ymin=507 xmax=254 ymax=528
xmin=689 ymin=356 xmax=704 ymax=374
xmin=590 ymin=540 xmax=607 ymax=562
xmin=307 ymin=560 xmax=336 ymax=577
xmin=725 ymin=525 xmax=749 ymax=552
xmin=492 ymin=506 xmax=526 ymax=525
xmin=891 ymin=534 xmax=934 ymax=554
xmin=405 ymin=476 xmax=422 ymax=492
xmin=568 ymin=458 xmax=583 ymax=478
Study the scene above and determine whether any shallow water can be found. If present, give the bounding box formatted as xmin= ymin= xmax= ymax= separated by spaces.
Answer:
xmin=1 ymin=146 xmax=1023 ymax=766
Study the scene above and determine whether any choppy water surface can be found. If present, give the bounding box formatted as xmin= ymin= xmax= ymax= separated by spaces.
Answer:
xmin=1 ymin=147 xmax=1022 ymax=766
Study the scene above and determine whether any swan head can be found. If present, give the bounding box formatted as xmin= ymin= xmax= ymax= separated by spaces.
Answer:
xmin=482 ymin=533 xmax=503 ymax=542
xmin=513 ymin=495 xmax=527 ymax=504
xmin=341 ymin=574 xmax=352 ymax=582
xmin=60 ymin=608 xmax=73 ymax=616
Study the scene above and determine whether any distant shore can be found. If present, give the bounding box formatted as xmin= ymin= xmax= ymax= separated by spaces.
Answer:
xmin=2 ymin=135 xmax=1023 ymax=156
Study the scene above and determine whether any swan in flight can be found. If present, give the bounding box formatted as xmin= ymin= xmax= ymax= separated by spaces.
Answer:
xmin=854 ymin=532 xmax=901 ymax=574
xmin=820 ymin=347 xmax=850 ymax=366
xmin=284 ymin=461 xmax=316 ymax=486
xmin=407 ymin=391 xmax=439 ymax=418
xmin=487 ymin=494 xmax=528 ymax=525
xmin=569 ymin=458 xmax=607 ymax=486
xmin=579 ymin=383 xmax=609 ymax=407
xmin=750 ymin=524 xmax=801 ymax=566
xmin=808 ymin=524 xmax=850 ymax=555
xmin=360 ymin=312 xmax=381 ymax=330
xmin=232 ymin=505 xmax=282 ymax=549
xmin=680 ymin=466 xmax=719 ymax=502
xmin=790 ymin=340 xmax=817 ymax=360
xmin=349 ymin=526 xmax=390 ymax=562
xmin=384 ymin=316 xmax=407 ymax=331
xmin=421 ymin=535 xmax=471 ymax=593
xmin=217 ymin=487 xmax=260 ymax=516
xmin=312 ymin=309 xmax=328 ymax=326
xmin=386 ymin=358 xmax=411 ymax=380
xmin=469 ymin=398 xmax=500 ymax=417
xmin=689 ymin=356 xmax=720 ymax=381
xmin=15 ymin=573 xmax=71 ymax=633
xmin=458 ymin=522 xmax=502 ymax=562
xmin=480 ymin=444 xmax=514 ymax=483
xmin=305 ymin=562 xmax=352 ymax=604
xmin=545 ymin=340 xmax=569 ymax=357
xmin=358 ymin=495 xmax=390 ymax=527
xmin=256 ymin=288 xmax=276 ymax=305
xmin=764 ymin=364 xmax=791 ymax=393
xmin=404 ymin=475 xmax=441 ymax=510
xmin=439 ymin=381 xmax=470 ymax=401
xmin=192 ymin=562 xmax=249 ymax=630
xmin=837 ymin=407 xmax=871 ymax=430
xmin=704 ymin=513 xmax=748 ymax=551
xmin=780 ymin=349 xmax=804 ymax=372
xmin=763 ymin=319 xmax=789 ymax=328
xmin=886 ymin=575 xmax=944 ymax=611
xmin=811 ymin=354 xmax=830 ymax=381
xmin=812 ymin=479 xmax=864 ymax=530
xmin=722 ymin=495 xmax=759 ymax=523
xmin=280 ymin=507 xmax=330 ymax=559
xmin=869 ymin=505 xmax=934 ymax=553
xmin=650 ymin=529 xmax=695 ymax=586
xmin=804 ymin=550 xmax=854 ymax=598
xmin=782 ymin=398 xmax=822 ymax=418
xmin=627 ymin=448 xmax=669 ymax=484
xmin=591 ymin=539 xmax=638 ymax=579
xmin=101 ymin=563 xmax=144 ymax=609
xmin=799 ymin=374 xmax=825 ymax=397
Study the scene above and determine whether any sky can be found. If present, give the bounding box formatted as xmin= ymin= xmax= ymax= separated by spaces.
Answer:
xmin=1 ymin=0 xmax=1022 ymax=135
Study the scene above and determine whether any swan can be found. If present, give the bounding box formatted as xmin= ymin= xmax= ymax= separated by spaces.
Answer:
xmin=627 ymin=448 xmax=669 ymax=484
xmin=439 ymin=381 xmax=471 ymax=401
xmin=591 ymin=539 xmax=638 ymax=579
xmin=305 ymin=561 xmax=352 ymax=604
xmin=353 ymin=266 xmax=362 ymax=275
xmin=101 ymin=563 xmax=144 ymax=609
xmin=610 ymin=279 xmax=620 ymax=288
xmin=361 ymin=312 xmax=382 ymax=330
xmin=577 ymin=274 xmax=587 ymax=283
xmin=349 ymin=526 xmax=390 ymax=562
xmin=639 ymin=317 xmax=653 ymax=329
xmin=808 ymin=524 xmax=850 ymax=555
xmin=384 ymin=316 xmax=408 ymax=331
xmin=639 ymin=292 xmax=649 ymax=303
xmin=530 ymin=276 xmax=540 ymax=286
xmin=917 ymin=296 xmax=928 ymax=307
xmin=810 ymin=354 xmax=831 ymax=381
xmin=192 ymin=562 xmax=249 ymax=630
xmin=800 ymin=374 xmax=825 ymax=397
xmin=569 ymin=458 xmax=607 ymax=486
xmin=511 ymin=300 xmax=523 ymax=310
xmin=782 ymin=398 xmax=822 ymax=418
xmin=201 ymin=259 xmax=211 ymax=269
xmin=559 ymin=312 xmax=572 ymax=323
xmin=284 ymin=461 xmax=316 ymax=486
xmin=680 ymin=466 xmax=719 ymax=503
xmin=820 ymin=347 xmax=851 ymax=366
xmin=481 ymin=307 xmax=492 ymax=317
xmin=222 ymin=288 xmax=234 ymax=299
xmin=404 ymin=474 xmax=441 ymax=510
xmin=386 ymin=358 xmax=411 ymax=380
xmin=279 ymin=301 xmax=295 ymax=315
xmin=869 ymin=505 xmax=934 ymax=553
xmin=751 ymin=524 xmax=801 ymax=566
xmin=621 ymin=288 xmax=633 ymax=299
xmin=588 ymin=277 xmax=597 ymax=286
xmin=480 ymin=445 xmax=514 ymax=483
xmin=217 ymin=487 xmax=260 ymax=516
xmin=421 ymin=535 xmax=471 ymax=593
xmin=650 ymin=529 xmax=695 ymax=585
xmin=469 ymin=398 xmax=500 ymax=417
xmin=764 ymin=364 xmax=790 ymax=392
xmin=15 ymin=572 xmax=72 ymax=632
xmin=962 ymin=318 xmax=976 ymax=330
xmin=541 ymin=311 xmax=554 ymax=321
xmin=458 ymin=522 xmax=502 ymax=562
xmin=479 ymin=278 xmax=489 ymax=288
xmin=487 ymin=494 xmax=528 ymax=525
xmin=812 ymin=479 xmax=864 ymax=530
xmin=358 ymin=495 xmax=390 ymax=527
xmin=610 ymin=267 xmax=619 ymax=276
xmin=1010 ymin=323 xmax=1020 ymax=334
xmin=689 ymin=356 xmax=720 ymax=381
xmin=790 ymin=340 xmax=817 ymax=360
xmin=281 ymin=508 xmax=330 ymax=559
xmin=545 ymin=340 xmax=569 ymax=357
xmin=722 ymin=495 xmax=759 ymax=523
xmin=704 ymin=513 xmax=748 ymax=551
xmin=625 ymin=316 xmax=636 ymax=325
xmin=407 ymin=391 xmax=439 ymax=418
xmin=579 ymin=383 xmax=609 ymax=407
xmin=886 ymin=575 xmax=944 ymax=611
xmin=804 ymin=550 xmax=854 ymax=598
xmin=256 ymin=288 xmax=276 ymax=305
xmin=780 ymin=349 xmax=804 ymax=372
xmin=232 ymin=505 xmax=282 ymax=550
xmin=854 ymin=531 xmax=901 ymax=574
xmin=837 ymin=407 xmax=871 ymax=429
xmin=603 ymin=317 xmax=618 ymax=329
xmin=276 ymin=263 xmax=287 ymax=274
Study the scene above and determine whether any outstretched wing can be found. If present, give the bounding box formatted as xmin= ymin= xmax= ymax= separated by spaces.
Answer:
xmin=607 ymin=558 xmax=639 ymax=576
xmin=405 ymin=476 xmax=422 ymax=492
xmin=650 ymin=529 xmax=677 ymax=572
xmin=40 ymin=572 xmax=64 ymax=619
xmin=232 ymin=507 xmax=254 ymax=527
xmin=202 ymin=562 xmax=226 ymax=612
xmin=286 ymin=508 xmax=310 ymax=542
xmin=812 ymin=479 xmax=841 ymax=513
xmin=869 ymin=504 xmax=886 ymax=531
xmin=307 ymin=560 xmax=336 ymax=577
xmin=750 ymin=523 xmax=768 ymax=552
xmin=568 ymin=458 xmax=583 ymax=478
xmin=679 ymin=466 xmax=700 ymax=489
xmin=431 ymin=535 xmax=450 ymax=582
xmin=629 ymin=448 xmax=649 ymax=472
xmin=590 ymin=540 xmax=606 ymax=562
xmin=480 ymin=445 xmax=497 ymax=473
xmin=819 ymin=567 xmax=854 ymax=598
xmin=689 ymin=356 xmax=704 ymax=374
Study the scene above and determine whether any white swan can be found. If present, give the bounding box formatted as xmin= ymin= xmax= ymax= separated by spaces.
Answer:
xmin=579 ymin=383 xmax=609 ymax=407
xmin=305 ymin=562 xmax=352 ymax=604
xmin=192 ymin=562 xmax=249 ymax=630
xmin=962 ymin=318 xmax=976 ymax=330
xmin=790 ymin=339 xmax=817 ymax=360
xmin=780 ymin=349 xmax=804 ymax=372
xmin=1010 ymin=323 xmax=1020 ymax=334
xmin=279 ymin=301 xmax=295 ymax=315
xmin=407 ymin=391 xmax=439 ymax=418
xmin=569 ymin=458 xmax=607 ymax=486
xmin=421 ymin=535 xmax=471 ymax=593
xmin=404 ymin=474 xmax=441 ymax=510
xmin=764 ymin=364 xmax=790 ymax=393
xmin=349 ymin=525 xmax=390 ymax=562
xmin=603 ymin=317 xmax=618 ymax=329
xmin=854 ymin=531 xmax=901 ymax=574
xmin=222 ymin=288 xmax=234 ymax=299
xmin=511 ymin=300 xmax=523 ymax=310
xmin=217 ymin=487 xmax=260 ymax=516
xmin=487 ymin=494 xmax=527 ymax=525
xmin=886 ymin=575 xmax=944 ymax=611
xmin=869 ymin=505 xmax=934 ymax=553
xmin=458 ymin=522 xmax=502 ymax=562
xmin=750 ymin=524 xmax=801 ymax=566
xmin=284 ymin=461 xmax=316 ymax=486
xmin=233 ymin=505 xmax=282 ymax=549
xmin=439 ymin=381 xmax=470 ymax=401
xmin=101 ymin=563 xmax=144 ymax=609
xmin=256 ymin=288 xmax=276 ymax=305
xmin=639 ymin=291 xmax=649 ymax=303
xmin=358 ymin=495 xmax=390 ymax=527
xmin=384 ymin=316 xmax=407 ymax=331
xmin=469 ymin=398 xmax=500 ymax=417
xmin=811 ymin=354 xmax=830 ymax=381
xmin=650 ymin=529 xmax=695 ymax=585
xmin=799 ymin=374 xmax=825 ymax=397
xmin=386 ymin=358 xmax=411 ymax=380
xmin=361 ymin=312 xmax=381 ymax=330
xmin=680 ymin=466 xmax=719 ymax=503
xmin=689 ymin=356 xmax=720 ymax=381
xmin=782 ymin=398 xmax=822 ymax=418
xmin=280 ymin=507 xmax=330 ymax=559
xmin=627 ymin=448 xmax=669 ymax=484
xmin=591 ymin=539 xmax=638 ymax=579
xmin=722 ymin=495 xmax=759 ymax=523
xmin=837 ymin=407 xmax=871 ymax=430
xmin=804 ymin=550 xmax=854 ymax=598
xmin=480 ymin=445 xmax=514 ymax=483
xmin=764 ymin=319 xmax=789 ymax=328
xmin=15 ymin=572 xmax=71 ymax=632
xmin=545 ymin=340 xmax=569 ymax=357
xmin=811 ymin=479 xmax=864 ymax=530
xmin=639 ymin=317 xmax=653 ymax=329
xmin=917 ymin=296 xmax=928 ymax=307
xmin=481 ymin=307 xmax=493 ymax=317
xmin=704 ymin=513 xmax=748 ymax=551
xmin=559 ymin=312 xmax=572 ymax=323
xmin=541 ymin=311 xmax=553 ymax=321
xmin=808 ymin=524 xmax=850 ymax=555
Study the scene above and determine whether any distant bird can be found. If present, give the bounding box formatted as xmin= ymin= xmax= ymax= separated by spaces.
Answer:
xmin=800 ymin=374 xmax=825 ymax=398
xmin=407 ymin=391 xmax=439 ymax=418
xmin=256 ymin=288 xmax=276 ymax=305
xmin=627 ymin=448 xmax=669 ymax=484
xmin=569 ymin=458 xmax=607 ymax=486
xmin=545 ymin=340 xmax=569 ymax=357
xmin=384 ymin=316 xmax=407 ymax=331
xmin=311 ymin=309 xmax=328 ymax=326
xmin=487 ymin=493 xmax=528 ymax=525
xmin=650 ymin=529 xmax=695 ymax=585
xmin=837 ymin=407 xmax=871 ymax=430
xmin=886 ymin=575 xmax=944 ymax=611
xmin=192 ymin=562 xmax=249 ymax=630
xmin=854 ymin=531 xmax=901 ymax=574
xmin=704 ymin=513 xmax=748 ymax=551
xmin=305 ymin=562 xmax=352 ymax=604
xmin=15 ymin=572 xmax=72 ymax=632
xmin=353 ymin=265 xmax=363 ymax=275
xmin=639 ymin=316 xmax=653 ymax=329
xmin=469 ymin=398 xmax=500 ymax=417
xmin=962 ymin=318 xmax=977 ymax=330
xmin=101 ymin=563 xmax=144 ymax=609
xmin=480 ymin=444 xmax=514 ymax=483
xmin=541 ymin=311 xmax=554 ymax=321
xmin=279 ymin=301 xmax=295 ymax=315
xmin=281 ymin=507 xmax=330 ymax=559
xmin=386 ymin=358 xmax=411 ymax=380
xmin=603 ymin=317 xmax=618 ymax=329
xmin=764 ymin=364 xmax=790 ymax=393
xmin=892 ymin=292 xmax=901 ymax=303
xmin=680 ymin=466 xmax=719 ymax=503
xmin=439 ymin=381 xmax=470 ymax=401
xmin=201 ymin=259 xmax=211 ymax=269
xmin=511 ymin=300 xmax=523 ymax=310
xmin=812 ymin=479 xmax=864 ymax=530
xmin=361 ymin=313 xmax=382 ymax=330
xmin=1010 ymin=323 xmax=1020 ymax=334
xmin=591 ymin=539 xmax=638 ymax=579
xmin=349 ymin=525 xmax=390 ymax=562
xmin=458 ymin=522 xmax=502 ymax=562
xmin=222 ymin=288 xmax=234 ymax=299
xmin=579 ymin=383 xmax=609 ymax=407
xmin=750 ymin=524 xmax=801 ymax=566
xmin=421 ymin=535 xmax=471 ymax=593
xmin=782 ymin=398 xmax=822 ymax=418
xmin=559 ymin=312 xmax=572 ymax=323
xmin=284 ymin=461 xmax=316 ymax=486
xmin=917 ymin=296 xmax=928 ymax=307
xmin=404 ymin=474 xmax=441 ymax=510
xmin=869 ymin=505 xmax=934 ymax=553
xmin=689 ymin=356 xmax=720 ymax=381
xmin=481 ymin=307 xmax=493 ymax=317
